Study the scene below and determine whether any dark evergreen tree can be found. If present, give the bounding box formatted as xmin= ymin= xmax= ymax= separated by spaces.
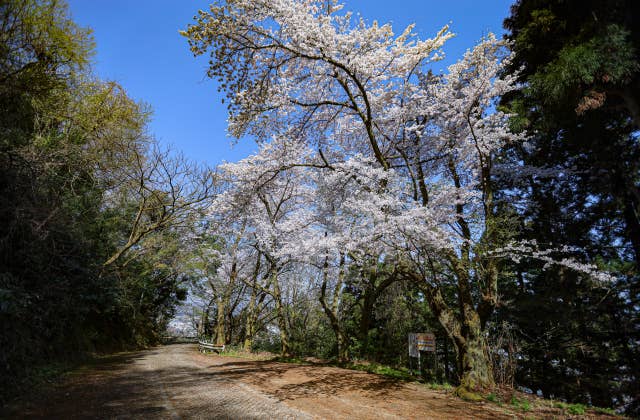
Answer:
xmin=499 ymin=0 xmax=640 ymax=414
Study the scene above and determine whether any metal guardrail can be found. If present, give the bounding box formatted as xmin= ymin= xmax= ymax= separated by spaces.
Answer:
xmin=198 ymin=340 xmax=225 ymax=353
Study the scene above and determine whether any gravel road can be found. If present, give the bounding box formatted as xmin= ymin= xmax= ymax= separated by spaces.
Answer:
xmin=6 ymin=344 xmax=309 ymax=419
xmin=6 ymin=344 xmax=567 ymax=419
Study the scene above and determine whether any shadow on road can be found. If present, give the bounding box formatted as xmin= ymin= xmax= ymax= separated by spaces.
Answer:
xmin=200 ymin=358 xmax=406 ymax=401
xmin=3 ymin=344 xmax=514 ymax=419
xmin=2 ymin=344 xmax=305 ymax=419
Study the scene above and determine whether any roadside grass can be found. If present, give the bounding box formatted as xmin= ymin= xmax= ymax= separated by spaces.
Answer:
xmin=593 ymin=406 xmax=619 ymax=416
xmin=15 ymin=360 xmax=79 ymax=394
xmin=199 ymin=344 xmax=274 ymax=361
xmin=552 ymin=401 xmax=619 ymax=416
xmin=485 ymin=392 xmax=500 ymax=404
xmin=425 ymin=381 xmax=454 ymax=391
xmin=273 ymin=356 xmax=310 ymax=364
xmin=202 ymin=345 xmax=430 ymax=383
xmin=554 ymin=401 xmax=586 ymax=415
xmin=29 ymin=362 xmax=75 ymax=382
xmin=483 ymin=389 xmax=621 ymax=418
xmin=510 ymin=395 xmax=532 ymax=412
xmin=3 ymin=349 xmax=141 ymax=406
xmin=343 ymin=362 xmax=414 ymax=381
xmin=3 ymin=354 xmax=106 ymax=404
xmin=289 ymin=357 xmax=454 ymax=390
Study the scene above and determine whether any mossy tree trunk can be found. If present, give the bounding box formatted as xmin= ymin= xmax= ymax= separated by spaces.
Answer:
xmin=408 ymin=258 xmax=497 ymax=396
xmin=456 ymin=313 xmax=494 ymax=393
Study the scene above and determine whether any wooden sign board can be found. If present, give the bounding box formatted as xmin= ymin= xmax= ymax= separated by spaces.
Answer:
xmin=408 ymin=332 xmax=435 ymax=357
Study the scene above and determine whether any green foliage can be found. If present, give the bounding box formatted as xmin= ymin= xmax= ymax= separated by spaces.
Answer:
xmin=338 ymin=274 xmax=454 ymax=376
xmin=274 ymin=356 xmax=309 ymax=364
xmin=345 ymin=362 xmax=413 ymax=381
xmin=552 ymin=401 xmax=566 ymax=408
xmin=0 ymin=0 xmax=191 ymax=401
xmin=287 ymin=297 xmax=337 ymax=359
xmin=566 ymin=403 xmax=586 ymax=415
xmin=510 ymin=396 xmax=532 ymax=412
xmin=592 ymin=406 xmax=618 ymax=416
xmin=554 ymin=401 xmax=588 ymax=415
xmin=426 ymin=382 xmax=453 ymax=391
xmin=530 ymin=24 xmax=638 ymax=106
xmin=486 ymin=393 xmax=498 ymax=403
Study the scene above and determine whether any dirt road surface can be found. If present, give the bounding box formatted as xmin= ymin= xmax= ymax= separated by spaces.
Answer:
xmin=3 ymin=344 xmax=515 ymax=419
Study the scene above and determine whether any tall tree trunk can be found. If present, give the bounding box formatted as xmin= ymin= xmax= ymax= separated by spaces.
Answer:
xmin=448 ymin=156 xmax=496 ymax=395
xmin=215 ymin=296 xmax=227 ymax=346
xmin=226 ymin=284 xmax=245 ymax=344
xmin=335 ymin=328 xmax=349 ymax=363
xmin=320 ymin=254 xmax=350 ymax=362
xmin=359 ymin=289 xmax=374 ymax=357
xmin=275 ymin=297 xmax=291 ymax=357
xmin=200 ymin=297 xmax=215 ymax=338
xmin=454 ymin=261 xmax=495 ymax=395
xmin=215 ymin=260 xmax=237 ymax=346
xmin=243 ymin=252 xmax=262 ymax=351
xmin=244 ymin=287 xmax=257 ymax=351
xmin=358 ymin=262 xmax=397 ymax=359
xmin=413 ymin=273 xmax=494 ymax=396
xmin=443 ymin=333 xmax=451 ymax=382
xmin=456 ymin=312 xmax=494 ymax=393
xmin=271 ymin=269 xmax=291 ymax=357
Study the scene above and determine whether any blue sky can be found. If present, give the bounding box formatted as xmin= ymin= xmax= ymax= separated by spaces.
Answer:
xmin=67 ymin=0 xmax=514 ymax=167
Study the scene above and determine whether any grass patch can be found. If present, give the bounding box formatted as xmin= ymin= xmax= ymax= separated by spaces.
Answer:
xmin=344 ymin=362 xmax=414 ymax=381
xmin=510 ymin=396 xmax=531 ymax=412
xmin=566 ymin=403 xmax=586 ymax=415
xmin=11 ymin=360 xmax=81 ymax=395
xmin=592 ymin=406 xmax=618 ymax=416
xmin=484 ymin=392 xmax=505 ymax=407
xmin=198 ymin=344 xmax=273 ymax=361
xmin=30 ymin=362 xmax=74 ymax=381
xmin=553 ymin=401 xmax=619 ymax=417
xmin=212 ymin=343 xmax=267 ymax=357
xmin=273 ymin=356 xmax=310 ymax=364
xmin=219 ymin=348 xmax=250 ymax=358
xmin=426 ymin=382 xmax=453 ymax=391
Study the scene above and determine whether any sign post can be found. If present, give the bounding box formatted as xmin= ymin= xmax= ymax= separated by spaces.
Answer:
xmin=408 ymin=332 xmax=436 ymax=375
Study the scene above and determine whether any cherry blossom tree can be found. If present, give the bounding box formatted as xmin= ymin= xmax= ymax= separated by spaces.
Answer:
xmin=212 ymin=140 xmax=315 ymax=355
xmin=183 ymin=0 xmax=612 ymax=392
